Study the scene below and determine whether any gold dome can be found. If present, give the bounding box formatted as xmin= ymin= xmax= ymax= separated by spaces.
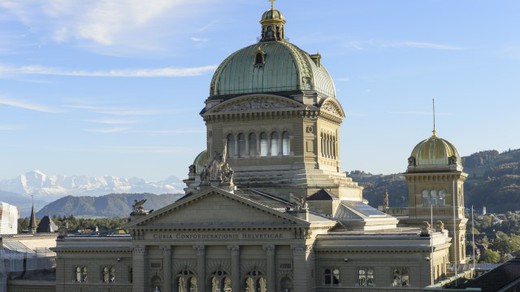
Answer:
xmin=261 ymin=8 xmax=285 ymax=22
xmin=407 ymin=132 xmax=463 ymax=172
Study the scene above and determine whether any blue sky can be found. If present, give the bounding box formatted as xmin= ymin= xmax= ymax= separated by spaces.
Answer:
xmin=0 ymin=0 xmax=519 ymax=181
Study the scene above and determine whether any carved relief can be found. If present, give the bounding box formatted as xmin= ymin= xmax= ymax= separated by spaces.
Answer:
xmin=217 ymin=99 xmax=298 ymax=112
xmin=320 ymin=101 xmax=342 ymax=116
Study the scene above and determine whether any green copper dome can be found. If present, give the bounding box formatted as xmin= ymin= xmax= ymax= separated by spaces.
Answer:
xmin=208 ymin=6 xmax=336 ymax=99
xmin=209 ymin=40 xmax=336 ymax=98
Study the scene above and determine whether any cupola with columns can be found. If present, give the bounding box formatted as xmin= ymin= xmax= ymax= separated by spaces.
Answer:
xmin=403 ymin=122 xmax=468 ymax=264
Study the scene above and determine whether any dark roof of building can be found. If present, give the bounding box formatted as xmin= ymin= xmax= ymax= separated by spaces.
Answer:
xmin=456 ymin=258 xmax=520 ymax=292
xmin=36 ymin=216 xmax=58 ymax=233
xmin=307 ymin=189 xmax=334 ymax=201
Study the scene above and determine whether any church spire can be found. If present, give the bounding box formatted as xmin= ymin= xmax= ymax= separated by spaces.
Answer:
xmin=29 ymin=199 xmax=37 ymax=234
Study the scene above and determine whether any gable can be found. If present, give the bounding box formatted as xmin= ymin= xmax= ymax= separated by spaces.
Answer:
xmin=131 ymin=188 xmax=304 ymax=229
xmin=319 ymin=97 xmax=345 ymax=118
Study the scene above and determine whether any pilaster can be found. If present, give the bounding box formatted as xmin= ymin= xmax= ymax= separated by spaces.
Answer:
xmin=194 ymin=245 xmax=206 ymax=292
xmin=133 ymin=245 xmax=146 ymax=292
xmin=228 ymin=245 xmax=240 ymax=292
xmin=292 ymin=245 xmax=308 ymax=291
xmin=162 ymin=245 xmax=172 ymax=292
xmin=264 ymin=244 xmax=276 ymax=292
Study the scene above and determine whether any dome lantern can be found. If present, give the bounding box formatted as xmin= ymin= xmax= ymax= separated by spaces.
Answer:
xmin=260 ymin=0 xmax=286 ymax=42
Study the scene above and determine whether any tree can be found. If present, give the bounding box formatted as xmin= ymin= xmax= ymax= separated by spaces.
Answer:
xmin=480 ymin=249 xmax=501 ymax=263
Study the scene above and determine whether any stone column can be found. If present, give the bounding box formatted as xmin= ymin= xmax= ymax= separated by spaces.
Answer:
xmin=292 ymin=245 xmax=308 ymax=291
xmin=228 ymin=245 xmax=240 ymax=292
xmin=194 ymin=245 xmax=206 ymax=292
xmin=133 ymin=245 xmax=146 ymax=292
xmin=162 ymin=246 xmax=172 ymax=292
xmin=264 ymin=245 xmax=276 ymax=292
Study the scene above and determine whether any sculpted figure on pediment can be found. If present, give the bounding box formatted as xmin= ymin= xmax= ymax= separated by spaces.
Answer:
xmin=320 ymin=101 xmax=342 ymax=116
xmin=201 ymin=147 xmax=234 ymax=185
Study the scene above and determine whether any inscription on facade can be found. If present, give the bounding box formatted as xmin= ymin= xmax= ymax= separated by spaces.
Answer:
xmin=150 ymin=232 xmax=287 ymax=241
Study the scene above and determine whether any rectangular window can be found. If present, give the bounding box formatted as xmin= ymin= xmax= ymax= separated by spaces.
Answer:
xmin=391 ymin=267 xmax=409 ymax=287
xmin=324 ymin=268 xmax=340 ymax=286
xmin=358 ymin=267 xmax=375 ymax=286
xmin=74 ymin=266 xmax=88 ymax=282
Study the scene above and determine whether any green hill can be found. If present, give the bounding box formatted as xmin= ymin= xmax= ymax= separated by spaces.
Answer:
xmin=349 ymin=149 xmax=520 ymax=213
xmin=36 ymin=193 xmax=183 ymax=218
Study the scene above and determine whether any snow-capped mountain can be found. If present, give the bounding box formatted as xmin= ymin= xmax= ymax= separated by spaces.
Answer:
xmin=0 ymin=170 xmax=184 ymax=202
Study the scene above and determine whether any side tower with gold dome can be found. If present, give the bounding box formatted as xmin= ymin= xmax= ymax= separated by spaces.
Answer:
xmin=403 ymin=129 xmax=468 ymax=265
xmin=195 ymin=2 xmax=362 ymax=202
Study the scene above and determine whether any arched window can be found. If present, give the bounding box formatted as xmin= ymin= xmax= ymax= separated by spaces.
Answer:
xmin=422 ymin=190 xmax=430 ymax=207
xmin=102 ymin=266 xmax=115 ymax=283
xmin=177 ymin=269 xmax=197 ymax=292
xmin=260 ymin=132 xmax=268 ymax=157
xmin=430 ymin=190 xmax=438 ymax=206
xmin=282 ymin=132 xmax=290 ymax=156
xmin=237 ymin=133 xmax=246 ymax=158
xmin=245 ymin=270 xmax=266 ymax=292
xmin=227 ymin=134 xmax=236 ymax=158
xmin=75 ymin=266 xmax=82 ymax=282
xmin=332 ymin=135 xmax=337 ymax=159
xmin=210 ymin=269 xmax=231 ymax=292
xmin=270 ymin=132 xmax=279 ymax=156
xmin=320 ymin=133 xmax=325 ymax=157
xmin=438 ymin=190 xmax=446 ymax=207
xmin=151 ymin=275 xmax=162 ymax=292
xmin=249 ymin=133 xmax=257 ymax=157
xmin=255 ymin=52 xmax=265 ymax=67
xmin=280 ymin=277 xmax=292 ymax=292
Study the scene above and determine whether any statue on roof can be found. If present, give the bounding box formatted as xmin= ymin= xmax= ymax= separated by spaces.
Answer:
xmin=383 ymin=191 xmax=389 ymax=211
xmin=200 ymin=145 xmax=234 ymax=186
xmin=132 ymin=199 xmax=147 ymax=215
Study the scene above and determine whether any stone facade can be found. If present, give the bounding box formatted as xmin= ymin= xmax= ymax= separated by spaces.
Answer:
xmin=9 ymin=3 xmax=469 ymax=292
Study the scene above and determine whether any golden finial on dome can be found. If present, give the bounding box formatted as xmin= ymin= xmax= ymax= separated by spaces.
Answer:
xmin=269 ymin=0 xmax=276 ymax=10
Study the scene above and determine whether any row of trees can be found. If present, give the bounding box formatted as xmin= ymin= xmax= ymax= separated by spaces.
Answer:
xmin=18 ymin=215 xmax=128 ymax=234
xmin=468 ymin=212 xmax=520 ymax=263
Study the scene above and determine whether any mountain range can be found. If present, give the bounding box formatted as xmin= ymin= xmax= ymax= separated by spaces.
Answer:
xmin=0 ymin=170 xmax=185 ymax=216
xmin=36 ymin=193 xmax=183 ymax=218
xmin=4 ymin=148 xmax=520 ymax=218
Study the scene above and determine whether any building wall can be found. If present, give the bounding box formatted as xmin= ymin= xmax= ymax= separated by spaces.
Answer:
xmin=7 ymin=280 xmax=55 ymax=292
xmin=0 ymin=202 xmax=18 ymax=235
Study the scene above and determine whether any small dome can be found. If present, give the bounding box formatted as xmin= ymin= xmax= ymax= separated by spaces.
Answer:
xmin=407 ymin=132 xmax=462 ymax=172
xmin=193 ymin=150 xmax=207 ymax=174
xmin=261 ymin=9 xmax=285 ymax=22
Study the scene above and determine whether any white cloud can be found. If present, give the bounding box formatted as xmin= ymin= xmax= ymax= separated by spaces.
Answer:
xmin=89 ymin=118 xmax=137 ymax=125
xmin=0 ymin=124 xmax=18 ymax=131
xmin=382 ymin=41 xmax=464 ymax=51
xmin=191 ymin=37 xmax=209 ymax=43
xmin=342 ymin=40 xmax=464 ymax=51
xmin=0 ymin=0 xmax=222 ymax=52
xmin=86 ymin=127 xmax=129 ymax=134
xmin=0 ymin=96 xmax=61 ymax=113
xmin=0 ymin=64 xmax=217 ymax=77
xmin=68 ymin=104 xmax=177 ymax=116
xmin=390 ymin=111 xmax=452 ymax=116
xmin=143 ymin=129 xmax=206 ymax=136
